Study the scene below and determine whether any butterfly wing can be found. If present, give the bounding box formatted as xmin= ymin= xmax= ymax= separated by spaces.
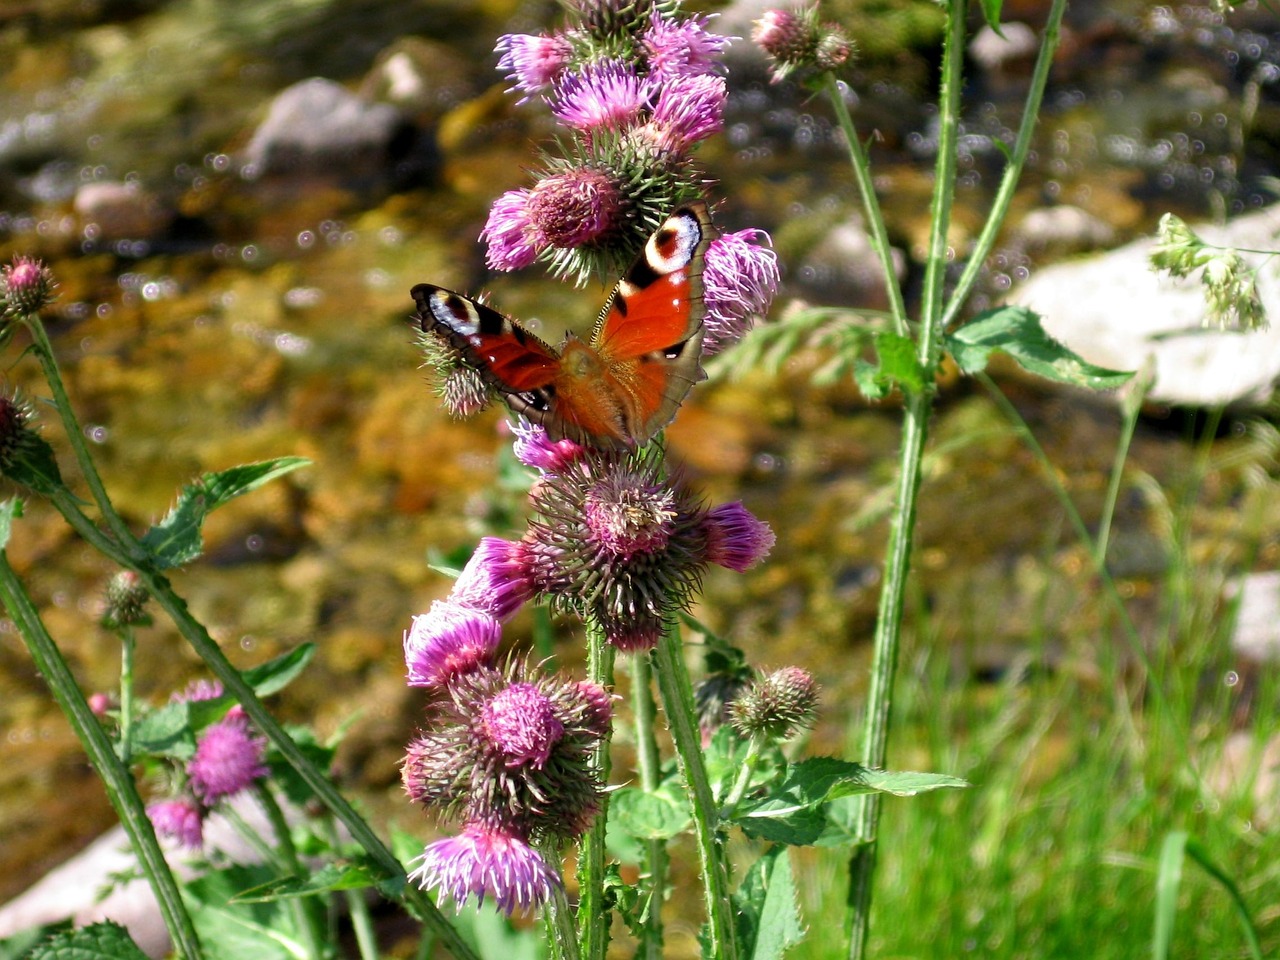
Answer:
xmin=411 ymin=283 xmax=564 ymax=428
xmin=589 ymin=202 xmax=715 ymax=444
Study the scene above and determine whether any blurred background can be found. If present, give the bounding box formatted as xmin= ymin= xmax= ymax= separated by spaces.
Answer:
xmin=1 ymin=0 xmax=1279 ymax=955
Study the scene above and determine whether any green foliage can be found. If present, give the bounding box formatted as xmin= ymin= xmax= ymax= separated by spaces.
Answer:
xmin=731 ymin=757 xmax=967 ymax=846
xmin=946 ymin=306 xmax=1133 ymax=389
xmin=23 ymin=921 xmax=148 ymax=960
xmin=609 ymin=785 xmax=692 ymax=839
xmin=733 ymin=847 xmax=804 ymax=960
xmin=1153 ymin=832 xmax=1263 ymax=960
xmin=185 ymin=865 xmax=311 ymax=960
xmin=129 ymin=645 xmax=316 ymax=761
xmin=140 ymin=457 xmax=310 ymax=569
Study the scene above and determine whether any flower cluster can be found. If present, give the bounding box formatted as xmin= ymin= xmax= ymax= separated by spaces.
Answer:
xmin=146 ymin=682 xmax=269 ymax=850
xmin=400 ymin=423 xmax=774 ymax=912
xmin=484 ymin=0 xmax=778 ymax=352
xmin=1149 ymin=213 xmax=1267 ymax=331
xmin=402 ymin=659 xmax=611 ymax=913
xmin=751 ymin=5 xmax=855 ymax=84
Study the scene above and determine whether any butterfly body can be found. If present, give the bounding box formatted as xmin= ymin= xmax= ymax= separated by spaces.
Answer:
xmin=413 ymin=202 xmax=715 ymax=449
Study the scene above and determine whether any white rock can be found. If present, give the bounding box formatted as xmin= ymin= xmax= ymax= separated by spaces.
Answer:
xmin=1008 ymin=205 xmax=1280 ymax=405
xmin=0 ymin=794 xmax=295 ymax=957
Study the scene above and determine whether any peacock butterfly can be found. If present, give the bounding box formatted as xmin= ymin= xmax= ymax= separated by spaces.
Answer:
xmin=411 ymin=202 xmax=715 ymax=450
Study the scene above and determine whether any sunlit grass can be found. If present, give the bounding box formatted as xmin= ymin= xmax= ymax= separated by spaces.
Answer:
xmin=791 ymin=424 xmax=1280 ymax=958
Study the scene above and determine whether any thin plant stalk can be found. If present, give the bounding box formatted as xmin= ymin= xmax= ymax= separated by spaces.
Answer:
xmin=21 ymin=311 xmax=480 ymax=960
xmin=0 ymin=552 xmax=204 ymax=959
xmin=577 ymin=619 xmax=615 ymax=960
xmin=654 ymin=621 xmax=737 ymax=960
xmin=630 ymin=651 xmax=667 ymax=960
xmin=254 ymin=783 xmax=330 ymax=960
xmin=118 ymin=627 xmax=137 ymax=763
xmin=938 ymin=0 xmax=1068 ymax=332
xmin=822 ymin=73 xmax=908 ymax=335
xmin=844 ymin=2 xmax=965 ymax=955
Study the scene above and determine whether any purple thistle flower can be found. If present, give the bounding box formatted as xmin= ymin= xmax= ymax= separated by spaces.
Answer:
xmin=187 ymin=715 xmax=268 ymax=803
xmin=148 ymin=797 xmax=206 ymax=849
xmin=2 ymin=255 xmax=56 ymax=316
xmin=481 ymin=189 xmax=540 ymax=271
xmin=408 ymin=822 xmax=559 ymax=915
xmin=170 ymin=678 xmax=224 ymax=703
xmin=638 ymin=74 xmax=726 ymax=154
xmin=527 ymin=167 xmax=626 ymax=249
xmin=701 ymin=501 xmax=775 ymax=571
xmin=401 ymin=660 xmax=605 ymax=843
xmin=482 ymin=681 xmax=565 ymax=768
xmin=525 ymin=452 xmax=708 ymax=653
xmin=452 ymin=537 xmax=534 ymax=622
xmin=573 ymin=681 xmax=614 ymax=737
xmin=702 ymin=229 xmax=780 ymax=355
xmin=512 ymin=421 xmax=586 ymax=474
xmin=404 ymin=600 xmax=502 ymax=690
xmin=550 ymin=61 xmax=649 ymax=133
xmin=642 ymin=12 xmax=731 ymax=80
xmin=496 ymin=32 xmax=574 ymax=99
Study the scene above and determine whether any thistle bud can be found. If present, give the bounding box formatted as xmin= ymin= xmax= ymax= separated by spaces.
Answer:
xmin=2 ymin=256 xmax=57 ymax=316
xmin=729 ymin=666 xmax=819 ymax=741
xmin=101 ymin=570 xmax=152 ymax=630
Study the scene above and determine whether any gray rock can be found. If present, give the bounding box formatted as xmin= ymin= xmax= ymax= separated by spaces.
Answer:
xmin=1014 ymin=204 xmax=1116 ymax=253
xmin=241 ymin=77 xmax=405 ymax=181
xmin=1009 ymin=205 xmax=1280 ymax=405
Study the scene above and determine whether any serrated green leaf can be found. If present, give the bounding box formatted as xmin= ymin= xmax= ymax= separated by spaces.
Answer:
xmin=130 ymin=701 xmax=201 ymax=760
xmin=734 ymin=758 xmax=967 ymax=845
xmin=242 ymin=643 xmax=315 ymax=697
xmin=0 ymin=498 xmax=22 ymax=550
xmin=609 ymin=786 xmax=692 ymax=840
xmin=0 ymin=919 xmax=71 ymax=960
xmin=734 ymin=847 xmax=804 ymax=960
xmin=140 ymin=457 xmax=310 ymax=569
xmin=25 ymin=919 xmax=149 ymax=960
xmin=186 ymin=865 xmax=309 ymax=960
xmin=947 ymin=306 xmax=1133 ymax=390
xmin=233 ymin=861 xmax=380 ymax=902
xmin=979 ymin=0 xmax=1004 ymax=31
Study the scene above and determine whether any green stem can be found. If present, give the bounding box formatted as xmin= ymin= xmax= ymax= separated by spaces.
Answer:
xmin=254 ymin=783 xmax=329 ymax=960
xmin=653 ymin=623 xmax=737 ymax=960
xmin=630 ymin=652 xmax=667 ymax=959
xmin=549 ymin=876 xmax=583 ymax=960
xmin=822 ymin=72 xmax=908 ymax=335
xmin=1096 ymin=370 xmax=1152 ymax=568
xmin=22 ymin=315 xmax=143 ymax=555
xmin=41 ymin=488 xmax=478 ymax=960
xmin=718 ymin=738 xmax=764 ymax=821
xmin=938 ymin=0 xmax=1068 ymax=331
xmin=344 ymin=888 xmax=380 ymax=960
xmin=0 ymin=551 xmax=204 ymax=959
xmin=577 ymin=619 xmax=615 ymax=960
xmin=844 ymin=3 xmax=965 ymax=956
xmin=118 ymin=627 xmax=136 ymax=763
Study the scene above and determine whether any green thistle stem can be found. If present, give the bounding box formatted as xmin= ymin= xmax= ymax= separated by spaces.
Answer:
xmin=844 ymin=1 xmax=965 ymax=955
xmin=0 ymin=551 xmax=204 ymax=959
xmin=654 ymin=622 xmax=737 ymax=960
xmin=118 ymin=627 xmax=136 ymax=764
xmin=939 ymin=0 xmax=1067 ymax=331
xmin=631 ymin=651 xmax=667 ymax=959
xmin=718 ymin=737 xmax=764 ymax=821
xmin=255 ymin=783 xmax=329 ymax=960
xmin=41 ymin=489 xmax=476 ymax=957
xmin=577 ymin=618 xmax=615 ymax=960
xmin=821 ymin=73 xmax=908 ymax=336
